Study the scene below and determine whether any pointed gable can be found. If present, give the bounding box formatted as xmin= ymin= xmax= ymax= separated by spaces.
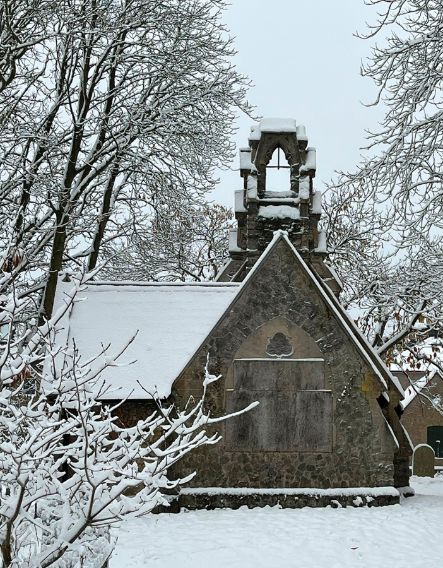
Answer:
xmin=176 ymin=231 xmax=402 ymax=400
xmin=172 ymin=231 xmax=410 ymax=491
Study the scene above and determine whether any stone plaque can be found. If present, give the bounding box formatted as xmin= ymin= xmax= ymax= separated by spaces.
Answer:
xmin=413 ymin=444 xmax=435 ymax=477
xmin=295 ymin=391 xmax=333 ymax=452
xmin=225 ymin=359 xmax=332 ymax=452
xmin=226 ymin=390 xmax=297 ymax=451
xmin=233 ymin=359 xmax=325 ymax=392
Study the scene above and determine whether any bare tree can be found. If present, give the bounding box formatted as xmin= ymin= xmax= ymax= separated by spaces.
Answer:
xmin=325 ymin=0 xmax=443 ymax=371
xmin=333 ymin=0 xmax=443 ymax=235
xmin=0 ymin=0 xmax=251 ymax=323
xmin=101 ymin=202 xmax=234 ymax=282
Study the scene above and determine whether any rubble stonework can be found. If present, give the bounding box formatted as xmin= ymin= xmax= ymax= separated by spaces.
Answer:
xmin=167 ymin=119 xmax=412 ymax=506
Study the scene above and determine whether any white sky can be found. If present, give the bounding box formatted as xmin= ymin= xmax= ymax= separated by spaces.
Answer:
xmin=213 ymin=0 xmax=386 ymax=207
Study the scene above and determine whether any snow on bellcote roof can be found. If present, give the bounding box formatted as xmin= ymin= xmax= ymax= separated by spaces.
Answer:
xmin=249 ymin=118 xmax=300 ymax=141
xmin=59 ymin=281 xmax=239 ymax=399
xmin=260 ymin=118 xmax=297 ymax=133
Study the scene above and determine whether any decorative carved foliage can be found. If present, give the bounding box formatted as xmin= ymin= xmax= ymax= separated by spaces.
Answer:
xmin=266 ymin=332 xmax=294 ymax=358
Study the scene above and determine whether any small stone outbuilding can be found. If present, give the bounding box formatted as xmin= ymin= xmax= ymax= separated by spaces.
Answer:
xmin=58 ymin=118 xmax=412 ymax=507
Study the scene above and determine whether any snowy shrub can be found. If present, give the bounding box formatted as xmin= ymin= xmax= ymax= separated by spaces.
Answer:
xmin=0 ymin=275 xmax=256 ymax=567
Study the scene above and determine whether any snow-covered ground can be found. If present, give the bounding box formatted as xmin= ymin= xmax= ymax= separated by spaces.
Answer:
xmin=110 ymin=476 xmax=443 ymax=568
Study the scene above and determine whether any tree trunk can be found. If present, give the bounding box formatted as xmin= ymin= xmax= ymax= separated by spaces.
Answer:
xmin=87 ymin=163 xmax=120 ymax=271
xmin=39 ymin=216 xmax=68 ymax=324
xmin=1 ymin=539 xmax=12 ymax=567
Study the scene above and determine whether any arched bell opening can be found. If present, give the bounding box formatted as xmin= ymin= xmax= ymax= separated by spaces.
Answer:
xmin=264 ymin=147 xmax=296 ymax=197
xmin=254 ymin=134 xmax=300 ymax=198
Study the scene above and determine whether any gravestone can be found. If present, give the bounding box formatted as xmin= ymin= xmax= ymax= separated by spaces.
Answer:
xmin=412 ymin=444 xmax=435 ymax=477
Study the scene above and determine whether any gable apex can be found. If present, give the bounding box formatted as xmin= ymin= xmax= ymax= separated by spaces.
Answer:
xmin=177 ymin=230 xmax=402 ymax=399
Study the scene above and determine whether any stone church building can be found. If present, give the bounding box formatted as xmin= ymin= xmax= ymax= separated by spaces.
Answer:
xmin=59 ymin=118 xmax=412 ymax=507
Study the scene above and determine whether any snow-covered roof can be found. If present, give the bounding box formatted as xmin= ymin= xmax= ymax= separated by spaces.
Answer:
xmin=260 ymin=117 xmax=297 ymax=133
xmin=53 ymin=233 xmax=401 ymax=403
xmin=390 ymin=337 xmax=443 ymax=372
xmin=399 ymin=370 xmax=441 ymax=409
xmin=400 ymin=376 xmax=430 ymax=409
xmin=58 ymin=282 xmax=239 ymax=399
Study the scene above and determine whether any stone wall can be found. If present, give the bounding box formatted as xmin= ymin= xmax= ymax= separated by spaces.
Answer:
xmin=171 ymin=240 xmax=398 ymax=490
xmin=109 ymin=399 xmax=158 ymax=428
xmin=177 ymin=490 xmax=399 ymax=509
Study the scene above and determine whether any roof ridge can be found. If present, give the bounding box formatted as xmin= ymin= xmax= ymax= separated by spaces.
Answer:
xmin=84 ymin=280 xmax=240 ymax=288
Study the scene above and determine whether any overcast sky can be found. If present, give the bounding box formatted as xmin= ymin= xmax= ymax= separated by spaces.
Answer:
xmin=213 ymin=0 xmax=386 ymax=207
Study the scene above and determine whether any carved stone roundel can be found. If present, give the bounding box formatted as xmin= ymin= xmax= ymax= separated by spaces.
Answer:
xmin=266 ymin=332 xmax=294 ymax=358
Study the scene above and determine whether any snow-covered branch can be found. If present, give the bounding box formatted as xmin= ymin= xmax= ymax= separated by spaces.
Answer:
xmin=0 ymin=279 xmax=253 ymax=567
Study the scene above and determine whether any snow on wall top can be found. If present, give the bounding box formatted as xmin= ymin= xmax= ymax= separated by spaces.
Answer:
xmin=235 ymin=190 xmax=246 ymax=213
xmin=229 ymin=228 xmax=242 ymax=253
xmin=258 ymin=205 xmax=300 ymax=220
xmin=247 ymin=175 xmax=258 ymax=200
xmin=298 ymin=176 xmax=310 ymax=200
xmin=249 ymin=124 xmax=261 ymax=141
xmin=62 ymin=282 xmax=239 ymax=399
xmin=300 ymin=147 xmax=316 ymax=173
xmin=315 ymin=230 xmax=328 ymax=253
xmin=239 ymin=147 xmax=253 ymax=170
xmin=296 ymin=125 xmax=307 ymax=142
xmin=311 ymin=191 xmax=322 ymax=214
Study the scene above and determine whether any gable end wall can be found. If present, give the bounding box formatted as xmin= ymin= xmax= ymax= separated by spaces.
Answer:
xmin=172 ymin=240 xmax=398 ymax=489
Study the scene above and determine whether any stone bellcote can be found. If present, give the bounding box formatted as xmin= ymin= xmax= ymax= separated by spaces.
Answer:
xmin=219 ymin=118 xmax=340 ymax=295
